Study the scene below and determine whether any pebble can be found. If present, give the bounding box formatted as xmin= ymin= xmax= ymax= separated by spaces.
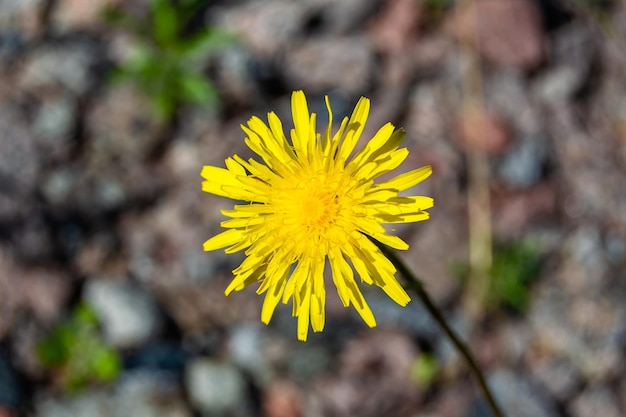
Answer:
xmin=0 ymin=105 xmax=40 ymax=193
xmin=0 ymin=105 xmax=40 ymax=222
xmin=0 ymin=29 xmax=24 ymax=66
xmin=50 ymin=0 xmax=118 ymax=33
xmin=284 ymin=37 xmax=374 ymax=94
xmin=93 ymin=178 xmax=127 ymax=211
xmin=212 ymin=46 xmax=261 ymax=108
xmin=534 ymin=66 xmax=584 ymax=105
xmin=286 ymin=343 xmax=332 ymax=384
xmin=34 ymin=371 xmax=191 ymax=417
xmin=228 ymin=324 xmax=273 ymax=387
xmin=85 ymin=85 xmax=163 ymax=162
xmin=528 ymin=285 xmax=625 ymax=382
xmin=214 ymin=1 xmax=308 ymax=59
xmin=485 ymin=70 xmax=541 ymax=134
xmin=19 ymin=43 xmax=98 ymax=95
xmin=33 ymin=96 xmax=76 ymax=155
xmin=115 ymin=372 xmax=192 ymax=417
xmin=570 ymin=386 xmax=623 ymax=417
xmin=185 ymin=358 xmax=248 ymax=415
xmin=530 ymin=356 xmax=582 ymax=402
xmin=497 ymin=134 xmax=547 ymax=188
xmin=318 ymin=0 xmax=380 ymax=34
xmin=0 ymin=0 xmax=45 ymax=39
xmin=34 ymin=390 xmax=110 ymax=417
xmin=41 ymin=166 xmax=78 ymax=206
xmin=83 ymin=279 xmax=161 ymax=349
xmin=365 ymin=289 xmax=438 ymax=339
xmin=487 ymin=369 xmax=559 ymax=417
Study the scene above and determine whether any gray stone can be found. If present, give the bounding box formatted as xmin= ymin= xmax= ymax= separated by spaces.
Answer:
xmin=212 ymin=47 xmax=260 ymax=107
xmin=0 ymin=105 xmax=40 ymax=191
xmin=570 ymin=386 xmax=622 ymax=417
xmin=0 ymin=0 xmax=45 ymax=39
xmin=406 ymin=82 xmax=450 ymax=143
xmin=317 ymin=0 xmax=380 ymax=34
xmin=94 ymin=178 xmax=127 ymax=211
xmin=605 ymin=232 xmax=626 ymax=265
xmin=41 ymin=166 xmax=78 ymax=205
xmin=528 ymin=285 xmax=625 ymax=382
xmin=533 ymin=22 xmax=595 ymax=105
xmin=34 ymin=372 xmax=191 ymax=417
xmin=498 ymin=134 xmax=547 ymax=188
xmin=214 ymin=1 xmax=307 ymax=58
xmin=33 ymin=96 xmax=76 ymax=148
xmin=83 ymin=279 xmax=161 ymax=349
xmin=20 ymin=43 xmax=97 ymax=95
xmin=85 ymin=85 xmax=162 ymax=162
xmin=531 ymin=357 xmax=581 ymax=401
xmin=115 ymin=372 xmax=192 ymax=417
xmin=284 ymin=37 xmax=374 ymax=94
xmin=183 ymin=250 xmax=216 ymax=284
xmin=566 ymin=226 xmax=606 ymax=281
xmin=227 ymin=324 xmax=272 ymax=387
xmin=0 ymin=105 xmax=40 ymax=221
xmin=286 ymin=343 xmax=331 ymax=384
xmin=185 ymin=359 xmax=247 ymax=415
xmin=366 ymin=289 xmax=438 ymax=339
xmin=534 ymin=66 xmax=583 ymax=104
xmin=0 ymin=0 xmax=41 ymax=17
xmin=487 ymin=369 xmax=559 ymax=417
xmin=35 ymin=390 xmax=112 ymax=417
xmin=485 ymin=70 xmax=541 ymax=134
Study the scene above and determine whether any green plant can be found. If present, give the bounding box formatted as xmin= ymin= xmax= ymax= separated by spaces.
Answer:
xmin=37 ymin=304 xmax=121 ymax=392
xmin=411 ymin=353 xmax=439 ymax=388
xmin=105 ymin=0 xmax=235 ymax=120
xmin=453 ymin=239 xmax=543 ymax=313
xmin=422 ymin=0 xmax=455 ymax=24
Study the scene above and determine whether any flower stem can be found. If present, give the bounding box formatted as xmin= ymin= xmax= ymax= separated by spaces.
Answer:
xmin=377 ymin=243 xmax=506 ymax=417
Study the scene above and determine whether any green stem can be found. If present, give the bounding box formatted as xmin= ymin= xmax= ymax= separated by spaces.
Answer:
xmin=377 ymin=243 xmax=506 ymax=417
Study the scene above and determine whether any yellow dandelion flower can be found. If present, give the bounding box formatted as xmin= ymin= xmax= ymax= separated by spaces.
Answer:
xmin=201 ymin=90 xmax=433 ymax=341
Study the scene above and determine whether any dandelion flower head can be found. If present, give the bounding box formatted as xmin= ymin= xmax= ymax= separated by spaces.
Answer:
xmin=201 ymin=91 xmax=433 ymax=341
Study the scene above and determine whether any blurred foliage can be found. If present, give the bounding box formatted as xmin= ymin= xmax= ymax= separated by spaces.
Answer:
xmin=453 ymin=239 xmax=543 ymax=313
xmin=36 ymin=304 xmax=121 ymax=392
xmin=411 ymin=353 xmax=439 ymax=389
xmin=422 ymin=0 xmax=455 ymax=24
xmin=105 ymin=0 xmax=235 ymax=120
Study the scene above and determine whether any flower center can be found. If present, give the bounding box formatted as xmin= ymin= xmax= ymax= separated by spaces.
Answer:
xmin=273 ymin=171 xmax=346 ymax=237
xmin=299 ymin=189 xmax=338 ymax=230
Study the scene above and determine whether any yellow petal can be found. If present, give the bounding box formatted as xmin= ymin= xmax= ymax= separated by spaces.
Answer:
xmin=291 ymin=90 xmax=310 ymax=158
xmin=201 ymin=166 xmax=240 ymax=198
xmin=377 ymin=165 xmax=432 ymax=191
xmin=260 ymin=267 xmax=288 ymax=324
xmin=203 ymin=229 xmax=242 ymax=251
xmin=336 ymin=97 xmax=370 ymax=163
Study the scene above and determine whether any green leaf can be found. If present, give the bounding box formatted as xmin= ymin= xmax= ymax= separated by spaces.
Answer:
xmin=179 ymin=72 xmax=218 ymax=106
xmin=152 ymin=0 xmax=179 ymax=46
xmin=36 ymin=305 xmax=121 ymax=392
xmin=92 ymin=349 xmax=122 ymax=382
xmin=411 ymin=354 xmax=439 ymax=388
xmin=152 ymin=87 xmax=178 ymax=119
xmin=181 ymin=28 xmax=237 ymax=62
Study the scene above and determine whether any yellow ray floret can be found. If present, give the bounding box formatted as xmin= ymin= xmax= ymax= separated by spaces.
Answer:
xmin=201 ymin=90 xmax=433 ymax=341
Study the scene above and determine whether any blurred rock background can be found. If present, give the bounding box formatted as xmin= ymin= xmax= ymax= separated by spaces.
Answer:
xmin=1 ymin=0 xmax=625 ymax=416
